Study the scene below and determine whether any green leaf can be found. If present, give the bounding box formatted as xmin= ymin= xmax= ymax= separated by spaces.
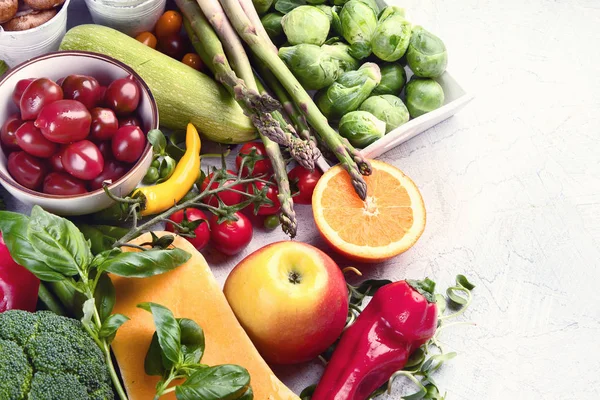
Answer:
xmin=446 ymin=286 xmax=470 ymax=306
xmin=27 ymin=206 xmax=92 ymax=276
xmin=300 ymin=385 xmax=316 ymax=400
xmin=456 ymin=274 xmax=475 ymax=290
xmin=138 ymin=302 xmax=181 ymax=365
xmin=81 ymin=298 xmax=95 ymax=329
xmin=420 ymin=352 xmax=457 ymax=373
xmin=0 ymin=60 xmax=7 ymax=76
xmin=238 ymin=387 xmax=254 ymax=400
xmin=157 ymin=156 xmax=177 ymax=183
xmin=434 ymin=294 xmax=446 ymax=314
xmin=144 ymin=333 xmax=167 ymax=376
xmin=405 ymin=347 xmax=426 ymax=369
xmin=403 ymin=387 xmax=427 ymax=400
xmin=95 ymin=273 xmax=116 ymax=322
xmin=407 ymin=278 xmax=436 ymax=303
xmin=178 ymin=318 xmax=205 ymax=365
xmin=0 ymin=211 xmax=66 ymax=281
xmin=97 ymin=248 xmax=190 ymax=277
xmin=175 ymin=365 xmax=250 ymax=400
xmin=79 ymin=224 xmax=129 ymax=255
xmin=354 ymin=279 xmax=392 ymax=298
xmin=275 ymin=0 xmax=306 ymax=13
xmin=148 ymin=129 xmax=167 ymax=154
xmin=98 ymin=313 xmax=129 ymax=343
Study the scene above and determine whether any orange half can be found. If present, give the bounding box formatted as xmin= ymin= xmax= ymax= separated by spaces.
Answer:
xmin=312 ymin=160 xmax=426 ymax=263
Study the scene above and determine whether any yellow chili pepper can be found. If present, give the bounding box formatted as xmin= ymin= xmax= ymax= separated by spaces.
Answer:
xmin=134 ymin=123 xmax=201 ymax=216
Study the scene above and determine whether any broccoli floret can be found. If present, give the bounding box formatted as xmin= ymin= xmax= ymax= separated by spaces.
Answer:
xmin=0 ymin=310 xmax=114 ymax=400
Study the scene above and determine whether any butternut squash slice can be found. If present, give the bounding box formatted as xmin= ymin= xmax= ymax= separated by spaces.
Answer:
xmin=111 ymin=232 xmax=299 ymax=400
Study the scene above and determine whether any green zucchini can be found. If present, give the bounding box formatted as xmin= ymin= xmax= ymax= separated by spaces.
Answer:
xmin=60 ymin=24 xmax=256 ymax=144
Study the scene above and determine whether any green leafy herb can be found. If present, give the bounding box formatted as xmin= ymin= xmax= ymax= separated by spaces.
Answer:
xmin=138 ymin=302 xmax=182 ymax=365
xmin=178 ymin=318 xmax=205 ymax=364
xmin=148 ymin=129 xmax=167 ymax=155
xmin=97 ymin=248 xmax=191 ymax=277
xmin=175 ymin=365 xmax=250 ymax=400
xmin=99 ymin=314 xmax=130 ymax=343
xmin=79 ymin=224 xmax=130 ymax=255
xmin=94 ymin=273 xmax=116 ymax=321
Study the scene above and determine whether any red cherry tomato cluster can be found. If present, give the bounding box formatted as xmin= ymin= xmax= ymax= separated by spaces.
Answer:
xmin=0 ymin=75 xmax=147 ymax=196
xmin=135 ymin=10 xmax=205 ymax=72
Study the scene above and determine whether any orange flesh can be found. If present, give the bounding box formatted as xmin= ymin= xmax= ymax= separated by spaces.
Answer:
xmin=320 ymin=168 xmax=415 ymax=247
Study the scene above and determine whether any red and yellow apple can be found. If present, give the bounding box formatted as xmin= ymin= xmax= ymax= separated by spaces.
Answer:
xmin=223 ymin=241 xmax=349 ymax=365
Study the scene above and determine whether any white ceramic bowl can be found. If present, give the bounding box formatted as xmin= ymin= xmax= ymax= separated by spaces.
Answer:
xmin=0 ymin=51 xmax=157 ymax=216
xmin=85 ymin=0 xmax=166 ymax=37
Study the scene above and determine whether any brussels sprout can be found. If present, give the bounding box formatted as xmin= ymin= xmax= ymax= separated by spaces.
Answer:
xmin=322 ymin=43 xmax=360 ymax=72
xmin=406 ymin=26 xmax=448 ymax=78
xmin=274 ymin=0 xmax=306 ymax=14
xmin=280 ymin=44 xmax=341 ymax=90
xmin=253 ymin=0 xmax=274 ymax=15
xmin=307 ymin=0 xmax=326 ymax=4
xmin=282 ymin=6 xmax=330 ymax=45
xmin=404 ymin=77 xmax=444 ymax=118
xmin=334 ymin=0 xmax=378 ymax=13
xmin=338 ymin=0 xmax=378 ymax=59
xmin=315 ymin=4 xmax=332 ymax=22
xmin=338 ymin=110 xmax=385 ymax=148
xmin=372 ymin=63 xmax=406 ymax=95
xmin=261 ymin=13 xmax=285 ymax=44
xmin=315 ymin=62 xmax=381 ymax=119
xmin=371 ymin=6 xmax=411 ymax=62
xmin=359 ymin=94 xmax=409 ymax=132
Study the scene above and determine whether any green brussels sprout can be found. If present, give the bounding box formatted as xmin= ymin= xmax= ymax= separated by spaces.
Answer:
xmin=315 ymin=62 xmax=381 ymax=119
xmin=372 ymin=63 xmax=406 ymax=95
xmin=338 ymin=110 xmax=385 ymax=148
xmin=253 ymin=0 xmax=274 ymax=15
xmin=280 ymin=44 xmax=341 ymax=90
xmin=307 ymin=0 xmax=326 ymax=4
xmin=406 ymin=26 xmax=448 ymax=78
xmin=315 ymin=4 xmax=332 ymax=22
xmin=359 ymin=94 xmax=409 ymax=132
xmin=338 ymin=0 xmax=378 ymax=59
xmin=334 ymin=0 xmax=378 ymax=13
xmin=322 ymin=42 xmax=360 ymax=72
xmin=404 ymin=77 xmax=445 ymax=118
xmin=371 ymin=6 xmax=412 ymax=62
xmin=261 ymin=13 xmax=285 ymax=44
xmin=282 ymin=6 xmax=330 ymax=45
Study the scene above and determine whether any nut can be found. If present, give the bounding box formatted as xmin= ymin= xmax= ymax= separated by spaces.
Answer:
xmin=23 ymin=0 xmax=65 ymax=10
xmin=1 ymin=8 xmax=57 ymax=31
xmin=0 ymin=0 xmax=18 ymax=24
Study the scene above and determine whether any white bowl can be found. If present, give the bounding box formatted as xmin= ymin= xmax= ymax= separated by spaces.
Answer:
xmin=0 ymin=51 xmax=157 ymax=216
xmin=0 ymin=0 xmax=71 ymax=68
xmin=85 ymin=0 xmax=166 ymax=37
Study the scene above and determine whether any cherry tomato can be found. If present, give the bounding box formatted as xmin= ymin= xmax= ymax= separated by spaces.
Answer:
xmin=90 ymin=107 xmax=119 ymax=141
xmin=1 ymin=114 xmax=23 ymax=152
xmin=209 ymin=212 xmax=253 ymax=256
xmin=19 ymin=78 xmax=63 ymax=120
xmin=158 ymin=34 xmax=186 ymax=59
xmin=181 ymin=53 xmax=203 ymax=71
xmin=35 ymin=100 xmax=92 ymax=144
xmin=155 ymin=10 xmax=183 ymax=39
xmin=62 ymin=140 xmax=104 ymax=180
xmin=88 ymin=159 xmax=127 ymax=191
xmin=61 ymin=74 xmax=102 ymax=109
xmin=48 ymin=146 xmax=67 ymax=172
xmin=166 ymin=208 xmax=211 ymax=250
xmin=7 ymin=151 xmax=48 ymax=190
xmin=0 ymin=232 xmax=40 ymax=313
xmin=43 ymin=172 xmax=88 ymax=195
xmin=15 ymin=121 xmax=57 ymax=158
xmin=246 ymin=180 xmax=281 ymax=215
xmin=200 ymin=170 xmax=245 ymax=207
xmin=118 ymin=115 xmax=141 ymax=128
xmin=11 ymin=78 xmax=34 ymax=106
xmin=235 ymin=142 xmax=273 ymax=177
xmin=135 ymin=31 xmax=158 ymax=49
xmin=288 ymin=165 xmax=322 ymax=205
xmin=111 ymin=125 xmax=146 ymax=163
xmin=96 ymin=141 xmax=113 ymax=161
xmin=263 ymin=214 xmax=280 ymax=230
xmin=105 ymin=78 xmax=140 ymax=116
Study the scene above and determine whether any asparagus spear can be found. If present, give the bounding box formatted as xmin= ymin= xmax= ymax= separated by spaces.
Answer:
xmin=215 ymin=0 xmax=371 ymax=199
xmin=179 ymin=0 xmax=298 ymax=237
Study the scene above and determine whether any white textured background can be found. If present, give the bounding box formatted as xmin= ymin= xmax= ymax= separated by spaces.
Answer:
xmin=2 ymin=0 xmax=600 ymax=399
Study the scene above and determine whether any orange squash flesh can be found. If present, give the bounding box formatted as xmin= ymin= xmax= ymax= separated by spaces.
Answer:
xmin=111 ymin=232 xmax=299 ymax=400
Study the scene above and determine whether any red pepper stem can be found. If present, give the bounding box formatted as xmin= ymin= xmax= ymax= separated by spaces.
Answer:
xmin=406 ymin=278 xmax=437 ymax=303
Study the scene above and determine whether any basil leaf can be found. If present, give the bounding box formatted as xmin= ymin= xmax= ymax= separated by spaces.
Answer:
xmin=178 ymin=318 xmax=205 ymax=365
xmin=148 ymin=129 xmax=167 ymax=154
xmin=27 ymin=206 xmax=92 ymax=276
xmin=456 ymin=274 xmax=475 ymax=290
xmin=175 ymin=365 xmax=250 ymax=400
xmin=238 ymin=387 xmax=253 ymax=400
xmin=300 ymin=385 xmax=316 ymax=400
xmin=446 ymin=286 xmax=469 ymax=306
xmin=0 ymin=211 xmax=65 ymax=281
xmin=98 ymin=313 xmax=129 ymax=343
xmin=145 ymin=333 xmax=167 ymax=376
xmin=80 ymin=224 xmax=129 ymax=255
xmin=95 ymin=273 xmax=116 ymax=322
xmin=98 ymin=248 xmax=190 ymax=277
xmin=274 ymin=0 xmax=305 ymax=13
xmin=138 ymin=302 xmax=181 ymax=365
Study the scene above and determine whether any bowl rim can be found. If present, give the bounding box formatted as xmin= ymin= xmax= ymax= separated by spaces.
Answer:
xmin=0 ymin=50 xmax=158 ymax=201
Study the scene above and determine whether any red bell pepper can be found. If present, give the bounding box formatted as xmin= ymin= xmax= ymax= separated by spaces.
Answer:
xmin=0 ymin=232 xmax=40 ymax=312
xmin=312 ymin=279 xmax=438 ymax=400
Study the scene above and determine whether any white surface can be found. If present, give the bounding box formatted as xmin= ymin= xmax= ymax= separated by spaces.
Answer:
xmin=2 ymin=0 xmax=600 ymax=398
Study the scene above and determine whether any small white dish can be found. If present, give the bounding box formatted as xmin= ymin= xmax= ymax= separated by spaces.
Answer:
xmin=0 ymin=51 xmax=157 ymax=216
